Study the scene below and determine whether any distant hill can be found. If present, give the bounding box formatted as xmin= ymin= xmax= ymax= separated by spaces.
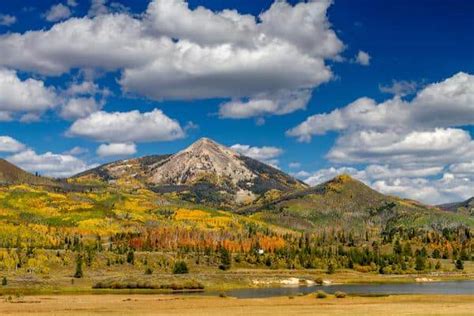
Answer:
xmin=438 ymin=197 xmax=474 ymax=215
xmin=245 ymin=174 xmax=472 ymax=231
xmin=0 ymin=159 xmax=54 ymax=186
xmin=72 ymin=154 xmax=172 ymax=185
xmin=73 ymin=138 xmax=307 ymax=207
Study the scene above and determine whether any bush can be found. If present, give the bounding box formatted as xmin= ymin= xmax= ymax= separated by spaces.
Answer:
xmin=455 ymin=259 xmax=464 ymax=270
xmin=334 ymin=291 xmax=346 ymax=298
xmin=2 ymin=277 xmax=7 ymax=286
xmin=173 ymin=261 xmax=189 ymax=274
xmin=145 ymin=267 xmax=153 ymax=275
xmin=314 ymin=277 xmax=323 ymax=285
xmin=315 ymin=290 xmax=327 ymax=299
xmin=415 ymin=255 xmax=425 ymax=271
xmin=326 ymin=262 xmax=335 ymax=274
xmin=92 ymin=279 xmax=204 ymax=290
xmin=127 ymin=250 xmax=135 ymax=265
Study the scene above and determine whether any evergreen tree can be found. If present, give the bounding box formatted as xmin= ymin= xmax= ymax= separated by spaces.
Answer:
xmin=393 ymin=239 xmax=402 ymax=255
xmin=74 ymin=254 xmax=84 ymax=278
xmin=127 ymin=250 xmax=135 ymax=265
xmin=219 ymin=247 xmax=231 ymax=270
xmin=415 ymin=255 xmax=425 ymax=271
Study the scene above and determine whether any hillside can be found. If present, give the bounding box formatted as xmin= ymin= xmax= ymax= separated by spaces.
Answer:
xmin=72 ymin=154 xmax=171 ymax=186
xmin=0 ymin=158 xmax=55 ymax=186
xmin=73 ymin=138 xmax=306 ymax=207
xmin=439 ymin=197 xmax=474 ymax=215
xmin=246 ymin=175 xmax=473 ymax=232
xmin=0 ymin=166 xmax=471 ymax=290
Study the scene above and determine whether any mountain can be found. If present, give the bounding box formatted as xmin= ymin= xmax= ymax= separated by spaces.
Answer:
xmin=0 ymin=158 xmax=54 ymax=185
xmin=438 ymin=197 xmax=474 ymax=215
xmin=73 ymin=138 xmax=307 ymax=207
xmin=72 ymin=154 xmax=171 ymax=186
xmin=245 ymin=174 xmax=470 ymax=231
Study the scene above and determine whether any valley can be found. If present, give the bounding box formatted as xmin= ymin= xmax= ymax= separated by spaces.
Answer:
xmin=0 ymin=138 xmax=472 ymax=297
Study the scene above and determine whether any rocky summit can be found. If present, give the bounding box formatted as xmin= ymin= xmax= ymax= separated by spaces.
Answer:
xmin=148 ymin=137 xmax=256 ymax=186
xmin=73 ymin=137 xmax=306 ymax=207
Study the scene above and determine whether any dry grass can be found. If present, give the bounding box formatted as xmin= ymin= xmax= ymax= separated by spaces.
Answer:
xmin=0 ymin=294 xmax=472 ymax=315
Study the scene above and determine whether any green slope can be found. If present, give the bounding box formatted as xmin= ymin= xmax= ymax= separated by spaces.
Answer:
xmin=247 ymin=175 xmax=474 ymax=232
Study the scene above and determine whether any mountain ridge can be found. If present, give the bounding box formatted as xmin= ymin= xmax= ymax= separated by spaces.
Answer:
xmin=72 ymin=138 xmax=307 ymax=207
xmin=244 ymin=174 xmax=462 ymax=231
xmin=438 ymin=197 xmax=474 ymax=215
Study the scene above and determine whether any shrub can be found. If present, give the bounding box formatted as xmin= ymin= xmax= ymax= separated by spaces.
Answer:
xmin=455 ymin=259 xmax=464 ymax=270
xmin=334 ymin=291 xmax=346 ymax=298
xmin=173 ymin=261 xmax=189 ymax=274
xmin=316 ymin=290 xmax=327 ymax=299
xmin=314 ymin=277 xmax=323 ymax=285
xmin=127 ymin=250 xmax=135 ymax=265
xmin=326 ymin=262 xmax=335 ymax=274
xmin=92 ymin=279 xmax=204 ymax=290
xmin=145 ymin=268 xmax=153 ymax=275
xmin=2 ymin=277 xmax=7 ymax=286
xmin=218 ymin=292 xmax=227 ymax=298
xmin=415 ymin=255 xmax=425 ymax=271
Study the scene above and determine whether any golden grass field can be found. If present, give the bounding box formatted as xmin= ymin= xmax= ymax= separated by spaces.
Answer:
xmin=0 ymin=294 xmax=473 ymax=315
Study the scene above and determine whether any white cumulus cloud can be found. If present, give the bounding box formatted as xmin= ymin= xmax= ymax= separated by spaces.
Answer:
xmin=288 ymin=72 xmax=474 ymax=141
xmin=355 ymin=50 xmax=370 ymax=66
xmin=379 ymin=80 xmax=418 ymax=96
xmin=0 ymin=14 xmax=16 ymax=26
xmin=67 ymin=109 xmax=185 ymax=143
xmin=45 ymin=3 xmax=72 ymax=22
xmin=6 ymin=149 xmax=94 ymax=178
xmin=0 ymin=68 xmax=59 ymax=114
xmin=231 ymin=144 xmax=283 ymax=167
xmin=0 ymin=136 xmax=26 ymax=153
xmin=60 ymin=97 xmax=103 ymax=120
xmin=0 ymin=0 xmax=344 ymax=118
xmin=219 ymin=90 xmax=311 ymax=119
xmin=97 ymin=142 xmax=137 ymax=157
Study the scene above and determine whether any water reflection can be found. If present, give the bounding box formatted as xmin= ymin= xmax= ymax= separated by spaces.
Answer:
xmin=220 ymin=280 xmax=474 ymax=298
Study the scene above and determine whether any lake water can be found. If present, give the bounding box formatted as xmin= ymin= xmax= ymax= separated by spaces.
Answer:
xmin=218 ymin=280 xmax=474 ymax=298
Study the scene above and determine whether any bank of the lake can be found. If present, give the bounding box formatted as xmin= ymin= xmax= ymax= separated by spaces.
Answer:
xmin=0 ymin=294 xmax=473 ymax=315
xmin=0 ymin=268 xmax=473 ymax=295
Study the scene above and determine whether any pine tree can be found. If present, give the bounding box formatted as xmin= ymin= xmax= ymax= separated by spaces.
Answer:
xmin=219 ymin=247 xmax=231 ymax=270
xmin=74 ymin=254 xmax=84 ymax=278
xmin=127 ymin=250 xmax=135 ymax=265
xmin=415 ymin=255 xmax=425 ymax=271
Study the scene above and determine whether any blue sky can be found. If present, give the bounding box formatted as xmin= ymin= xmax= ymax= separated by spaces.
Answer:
xmin=0 ymin=0 xmax=473 ymax=204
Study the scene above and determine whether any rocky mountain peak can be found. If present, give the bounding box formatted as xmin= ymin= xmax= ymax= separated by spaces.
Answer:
xmin=148 ymin=138 xmax=255 ymax=185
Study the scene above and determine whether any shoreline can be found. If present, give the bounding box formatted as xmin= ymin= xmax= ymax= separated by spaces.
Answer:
xmin=0 ymin=272 xmax=472 ymax=296
xmin=0 ymin=294 xmax=473 ymax=315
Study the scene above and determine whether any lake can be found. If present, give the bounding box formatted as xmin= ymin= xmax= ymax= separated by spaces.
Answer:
xmin=218 ymin=280 xmax=474 ymax=298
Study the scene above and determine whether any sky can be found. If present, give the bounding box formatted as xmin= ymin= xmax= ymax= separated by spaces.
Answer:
xmin=0 ymin=0 xmax=473 ymax=204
